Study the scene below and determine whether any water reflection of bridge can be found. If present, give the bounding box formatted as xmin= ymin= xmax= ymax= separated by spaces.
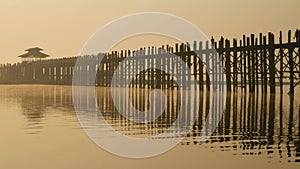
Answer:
xmin=4 ymin=84 xmax=298 ymax=162
xmin=98 ymin=88 xmax=299 ymax=163
xmin=0 ymin=30 xmax=299 ymax=94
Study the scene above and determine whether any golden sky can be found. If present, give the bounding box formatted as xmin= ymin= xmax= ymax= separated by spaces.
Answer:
xmin=0 ymin=0 xmax=299 ymax=63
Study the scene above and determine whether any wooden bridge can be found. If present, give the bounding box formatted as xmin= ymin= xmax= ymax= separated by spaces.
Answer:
xmin=0 ymin=30 xmax=299 ymax=94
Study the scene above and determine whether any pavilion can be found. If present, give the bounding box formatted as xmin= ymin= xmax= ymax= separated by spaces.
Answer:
xmin=18 ymin=47 xmax=50 ymax=62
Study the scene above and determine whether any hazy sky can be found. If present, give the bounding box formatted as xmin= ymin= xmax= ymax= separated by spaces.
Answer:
xmin=0 ymin=0 xmax=299 ymax=63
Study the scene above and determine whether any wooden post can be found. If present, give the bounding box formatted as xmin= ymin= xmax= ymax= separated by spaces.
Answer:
xmin=143 ymin=48 xmax=147 ymax=88
xmin=243 ymin=35 xmax=247 ymax=92
xmin=250 ymin=34 xmax=256 ymax=92
xmin=165 ymin=45 xmax=170 ymax=89
xmin=246 ymin=37 xmax=252 ymax=92
xmin=156 ymin=47 xmax=162 ymax=89
xmin=105 ymin=52 xmax=113 ymax=87
xmin=180 ymin=43 xmax=186 ymax=89
xmin=288 ymin=30 xmax=294 ymax=94
xmin=193 ymin=41 xmax=200 ymax=90
xmin=124 ymin=50 xmax=128 ymax=88
xmin=151 ymin=47 xmax=155 ymax=89
xmin=205 ymin=41 xmax=210 ymax=91
xmin=111 ymin=52 xmax=116 ymax=87
xmin=233 ymin=39 xmax=238 ymax=91
xmin=147 ymin=47 xmax=151 ymax=89
xmin=250 ymin=34 xmax=257 ymax=92
xmin=169 ymin=46 xmax=174 ymax=89
xmin=175 ymin=44 xmax=179 ymax=90
xmin=239 ymin=40 xmax=243 ymax=91
xmin=187 ymin=43 xmax=191 ymax=90
xmin=225 ymin=39 xmax=231 ymax=92
xmin=263 ymin=36 xmax=268 ymax=93
xmin=198 ymin=41 xmax=204 ymax=91
xmin=268 ymin=32 xmax=276 ymax=94
xmin=120 ymin=50 xmax=124 ymax=88
xmin=135 ymin=50 xmax=139 ymax=88
xmin=279 ymin=31 xmax=284 ymax=94
xmin=254 ymin=38 xmax=259 ymax=93
xmin=212 ymin=37 xmax=217 ymax=90
xmin=259 ymin=33 xmax=264 ymax=93
xmin=161 ymin=45 xmax=166 ymax=89
xmin=117 ymin=51 xmax=121 ymax=88
xmin=128 ymin=50 xmax=132 ymax=88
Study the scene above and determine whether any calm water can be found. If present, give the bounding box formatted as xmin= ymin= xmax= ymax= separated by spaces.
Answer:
xmin=0 ymin=85 xmax=299 ymax=169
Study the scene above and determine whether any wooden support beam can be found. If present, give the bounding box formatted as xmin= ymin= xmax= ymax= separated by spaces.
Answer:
xmin=279 ymin=31 xmax=284 ymax=94
xmin=268 ymin=33 xmax=276 ymax=93
xmin=205 ymin=41 xmax=210 ymax=91
xmin=225 ymin=39 xmax=231 ymax=92
xmin=246 ymin=37 xmax=253 ymax=92
xmin=243 ymin=35 xmax=247 ymax=92
xmin=233 ymin=39 xmax=238 ymax=91
xmin=263 ymin=36 xmax=268 ymax=93
xmin=288 ymin=30 xmax=294 ymax=94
